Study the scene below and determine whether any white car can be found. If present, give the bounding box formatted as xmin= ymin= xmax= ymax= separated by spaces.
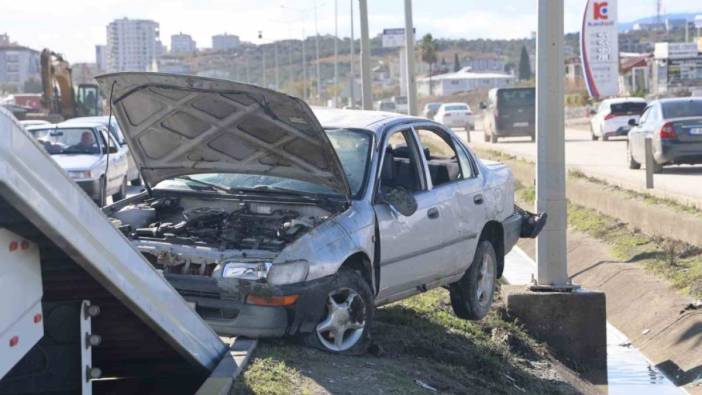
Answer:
xmin=434 ymin=103 xmax=475 ymax=132
xmin=98 ymin=72 xmax=541 ymax=354
xmin=589 ymin=98 xmax=647 ymax=141
xmin=26 ymin=121 xmax=130 ymax=206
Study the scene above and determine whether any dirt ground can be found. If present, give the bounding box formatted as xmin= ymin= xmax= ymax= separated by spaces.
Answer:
xmin=232 ymin=288 xmax=585 ymax=395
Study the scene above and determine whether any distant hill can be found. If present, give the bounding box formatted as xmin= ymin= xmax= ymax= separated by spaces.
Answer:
xmin=618 ymin=12 xmax=701 ymax=32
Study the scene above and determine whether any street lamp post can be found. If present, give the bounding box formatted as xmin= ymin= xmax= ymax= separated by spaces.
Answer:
xmin=403 ymin=0 xmax=417 ymax=115
xmin=349 ymin=0 xmax=356 ymax=108
xmin=258 ymin=31 xmax=266 ymax=88
xmin=359 ymin=0 xmax=372 ymax=110
xmin=333 ymin=0 xmax=339 ymax=107
xmin=314 ymin=0 xmax=321 ymax=104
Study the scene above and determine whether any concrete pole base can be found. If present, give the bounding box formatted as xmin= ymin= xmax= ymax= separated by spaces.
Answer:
xmin=502 ymin=285 xmax=607 ymax=385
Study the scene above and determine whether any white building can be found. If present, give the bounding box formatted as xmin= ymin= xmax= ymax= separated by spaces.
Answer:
xmin=417 ymin=67 xmax=515 ymax=97
xmin=106 ymin=18 xmax=160 ymax=72
xmin=95 ymin=45 xmax=107 ymax=72
xmin=212 ymin=34 xmax=240 ymax=51
xmin=171 ymin=33 xmax=196 ymax=54
xmin=0 ymin=45 xmax=40 ymax=92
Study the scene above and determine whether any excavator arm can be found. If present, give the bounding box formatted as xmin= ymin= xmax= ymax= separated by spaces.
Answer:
xmin=39 ymin=49 xmax=101 ymax=120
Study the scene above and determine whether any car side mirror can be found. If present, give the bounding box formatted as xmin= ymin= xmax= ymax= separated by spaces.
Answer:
xmin=628 ymin=119 xmax=638 ymax=127
xmin=106 ymin=146 xmax=119 ymax=154
xmin=379 ymin=186 xmax=418 ymax=217
xmin=479 ymin=102 xmax=487 ymax=110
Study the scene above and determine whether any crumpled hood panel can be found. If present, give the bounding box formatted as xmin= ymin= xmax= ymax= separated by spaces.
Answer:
xmin=95 ymin=72 xmax=350 ymax=200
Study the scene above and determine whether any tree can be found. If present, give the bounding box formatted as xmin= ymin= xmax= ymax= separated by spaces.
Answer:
xmin=419 ymin=34 xmax=438 ymax=95
xmin=453 ymin=53 xmax=461 ymax=72
xmin=518 ymin=45 xmax=531 ymax=81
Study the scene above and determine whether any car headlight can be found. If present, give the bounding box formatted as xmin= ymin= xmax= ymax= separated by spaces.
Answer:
xmin=267 ymin=260 xmax=309 ymax=285
xmin=222 ymin=261 xmax=270 ymax=281
xmin=68 ymin=170 xmax=93 ymax=179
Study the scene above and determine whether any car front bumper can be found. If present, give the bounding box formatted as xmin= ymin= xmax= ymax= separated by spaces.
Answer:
xmin=74 ymin=178 xmax=101 ymax=200
xmin=163 ymin=272 xmax=337 ymax=338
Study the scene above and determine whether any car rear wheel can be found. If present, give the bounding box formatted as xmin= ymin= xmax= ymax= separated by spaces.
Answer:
xmin=627 ymin=143 xmax=641 ymax=169
xmin=490 ymin=134 xmax=498 ymax=144
xmin=304 ymin=269 xmax=374 ymax=354
xmin=450 ymin=240 xmax=497 ymax=321
xmin=483 ymin=132 xmax=490 ymax=142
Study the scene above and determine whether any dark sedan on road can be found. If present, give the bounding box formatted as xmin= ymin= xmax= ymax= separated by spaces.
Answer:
xmin=627 ymin=98 xmax=702 ymax=173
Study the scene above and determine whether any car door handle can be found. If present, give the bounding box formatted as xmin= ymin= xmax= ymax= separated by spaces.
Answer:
xmin=473 ymin=194 xmax=484 ymax=205
xmin=427 ymin=207 xmax=440 ymax=219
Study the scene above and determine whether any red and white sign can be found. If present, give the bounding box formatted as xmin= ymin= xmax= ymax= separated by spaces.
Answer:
xmin=581 ymin=0 xmax=620 ymax=99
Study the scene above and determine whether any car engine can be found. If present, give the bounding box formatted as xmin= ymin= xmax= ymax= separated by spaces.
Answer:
xmin=109 ymin=195 xmax=331 ymax=276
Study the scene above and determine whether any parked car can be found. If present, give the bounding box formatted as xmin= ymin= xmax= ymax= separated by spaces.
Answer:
xmin=589 ymin=98 xmax=647 ymax=141
xmin=99 ymin=72 xmax=537 ymax=354
xmin=434 ymin=102 xmax=475 ymax=133
xmin=422 ymin=102 xmax=441 ymax=120
xmin=627 ymin=98 xmax=702 ymax=173
xmin=26 ymin=121 xmax=129 ymax=205
xmin=392 ymin=95 xmax=408 ymax=114
xmin=481 ymin=87 xmax=535 ymax=143
xmin=63 ymin=115 xmax=141 ymax=186
xmin=374 ymin=100 xmax=396 ymax=112
xmin=18 ymin=120 xmax=51 ymax=128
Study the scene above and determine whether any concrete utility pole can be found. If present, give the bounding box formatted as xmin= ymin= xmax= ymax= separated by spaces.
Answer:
xmin=359 ymin=0 xmax=372 ymax=110
xmin=333 ymin=0 xmax=339 ymax=107
xmin=349 ymin=0 xmax=356 ymax=108
xmin=535 ymin=0 xmax=569 ymax=288
xmin=274 ymin=41 xmax=280 ymax=90
xmin=259 ymin=31 xmax=266 ymax=88
xmin=403 ymin=0 xmax=417 ymax=115
xmin=302 ymin=26 xmax=307 ymax=100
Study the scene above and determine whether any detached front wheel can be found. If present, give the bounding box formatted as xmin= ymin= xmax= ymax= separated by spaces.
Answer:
xmin=304 ymin=270 xmax=374 ymax=354
xmin=450 ymin=240 xmax=497 ymax=321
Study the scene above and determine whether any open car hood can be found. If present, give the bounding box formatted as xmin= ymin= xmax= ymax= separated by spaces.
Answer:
xmin=95 ymin=72 xmax=351 ymax=200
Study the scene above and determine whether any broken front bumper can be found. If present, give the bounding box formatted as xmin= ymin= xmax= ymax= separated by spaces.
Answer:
xmin=163 ymin=272 xmax=336 ymax=338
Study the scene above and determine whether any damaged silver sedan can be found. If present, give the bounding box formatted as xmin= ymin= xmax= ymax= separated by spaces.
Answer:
xmin=98 ymin=73 xmax=539 ymax=354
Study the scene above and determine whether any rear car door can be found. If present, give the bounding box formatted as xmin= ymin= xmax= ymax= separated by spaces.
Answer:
xmin=374 ymin=127 xmax=453 ymax=300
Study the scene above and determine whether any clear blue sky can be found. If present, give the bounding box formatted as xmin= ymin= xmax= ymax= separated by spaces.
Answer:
xmin=3 ymin=0 xmax=701 ymax=63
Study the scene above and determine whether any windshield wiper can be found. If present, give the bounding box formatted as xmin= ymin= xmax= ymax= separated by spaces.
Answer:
xmin=173 ymin=176 xmax=237 ymax=194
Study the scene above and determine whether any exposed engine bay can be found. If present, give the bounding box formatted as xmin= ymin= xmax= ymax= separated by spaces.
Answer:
xmin=108 ymin=194 xmax=332 ymax=276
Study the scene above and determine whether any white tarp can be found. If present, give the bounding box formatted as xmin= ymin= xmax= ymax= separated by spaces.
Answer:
xmin=580 ymin=0 xmax=620 ymax=99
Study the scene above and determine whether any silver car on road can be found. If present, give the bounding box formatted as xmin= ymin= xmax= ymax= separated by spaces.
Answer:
xmin=100 ymin=73 xmax=530 ymax=354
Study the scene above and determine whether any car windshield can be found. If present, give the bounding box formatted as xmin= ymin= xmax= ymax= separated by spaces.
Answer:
xmin=156 ymin=128 xmax=372 ymax=198
xmin=445 ymin=105 xmax=469 ymax=112
xmin=498 ymin=89 xmax=535 ymax=108
xmin=661 ymin=100 xmax=702 ymax=119
xmin=31 ymin=127 xmax=102 ymax=155
xmin=610 ymin=102 xmax=646 ymax=115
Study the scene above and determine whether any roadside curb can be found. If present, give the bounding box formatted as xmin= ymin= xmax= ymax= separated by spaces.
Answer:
xmin=195 ymin=337 xmax=257 ymax=395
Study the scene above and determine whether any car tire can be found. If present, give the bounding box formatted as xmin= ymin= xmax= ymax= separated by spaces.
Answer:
xmin=449 ymin=240 xmax=497 ymax=321
xmin=483 ymin=132 xmax=490 ymax=143
xmin=530 ymin=133 xmax=535 ymax=142
xmin=95 ymin=177 xmax=107 ymax=207
xmin=113 ymin=177 xmax=127 ymax=202
xmin=303 ymin=269 xmax=374 ymax=355
xmin=627 ymin=143 xmax=641 ymax=169
xmin=602 ymin=134 xmax=609 ymax=142
xmin=490 ymin=134 xmax=498 ymax=144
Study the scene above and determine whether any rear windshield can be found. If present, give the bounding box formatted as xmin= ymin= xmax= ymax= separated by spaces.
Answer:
xmin=498 ymin=89 xmax=535 ymax=108
xmin=445 ymin=105 xmax=469 ymax=112
xmin=610 ymin=102 xmax=646 ymax=115
xmin=661 ymin=101 xmax=702 ymax=119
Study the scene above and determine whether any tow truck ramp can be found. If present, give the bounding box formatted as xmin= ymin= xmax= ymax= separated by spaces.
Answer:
xmin=0 ymin=107 xmax=240 ymax=393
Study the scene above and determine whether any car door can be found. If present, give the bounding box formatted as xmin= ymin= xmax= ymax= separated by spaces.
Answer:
xmin=629 ymin=106 xmax=650 ymax=163
xmin=99 ymin=129 xmax=126 ymax=192
xmin=413 ymin=125 xmax=480 ymax=278
xmin=373 ymin=126 xmax=453 ymax=301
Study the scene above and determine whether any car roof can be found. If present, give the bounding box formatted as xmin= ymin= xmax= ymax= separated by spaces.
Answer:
xmin=440 ymin=102 xmax=469 ymax=107
xmin=27 ymin=121 xmax=103 ymax=129
xmin=603 ymin=97 xmax=647 ymax=104
xmin=655 ymin=97 xmax=702 ymax=105
xmin=312 ymin=107 xmax=424 ymax=135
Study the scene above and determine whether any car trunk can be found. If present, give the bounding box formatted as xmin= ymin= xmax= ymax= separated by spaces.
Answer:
xmin=669 ymin=118 xmax=702 ymax=143
xmin=497 ymin=89 xmax=534 ymax=130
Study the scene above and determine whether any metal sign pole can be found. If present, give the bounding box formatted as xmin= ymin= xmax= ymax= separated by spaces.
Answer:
xmin=535 ymin=0 xmax=571 ymax=290
xmin=359 ymin=0 xmax=372 ymax=110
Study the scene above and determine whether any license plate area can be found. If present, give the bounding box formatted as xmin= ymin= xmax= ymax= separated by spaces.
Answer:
xmin=690 ymin=127 xmax=702 ymax=135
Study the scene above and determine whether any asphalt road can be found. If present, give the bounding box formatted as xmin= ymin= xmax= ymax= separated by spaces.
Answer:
xmin=460 ymin=125 xmax=702 ymax=209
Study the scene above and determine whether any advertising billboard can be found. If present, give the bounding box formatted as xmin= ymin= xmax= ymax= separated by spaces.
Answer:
xmin=580 ymin=0 xmax=620 ymax=98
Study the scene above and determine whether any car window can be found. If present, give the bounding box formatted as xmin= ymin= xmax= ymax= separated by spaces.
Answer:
xmin=661 ymin=100 xmax=702 ymax=118
xmin=415 ymin=127 xmax=462 ymax=187
xmin=379 ymin=130 xmax=424 ymax=194
xmin=445 ymin=104 xmax=469 ymax=112
xmin=454 ymin=140 xmax=475 ymax=179
xmin=638 ymin=107 xmax=651 ymax=125
xmin=610 ymin=102 xmax=646 ymax=115
xmin=31 ymin=127 xmax=102 ymax=155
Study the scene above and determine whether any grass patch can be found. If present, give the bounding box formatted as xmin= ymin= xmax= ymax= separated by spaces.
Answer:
xmin=234 ymin=288 xmax=579 ymax=395
xmin=479 ymin=147 xmax=702 ymax=298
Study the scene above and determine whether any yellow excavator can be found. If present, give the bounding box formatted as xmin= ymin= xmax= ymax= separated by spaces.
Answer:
xmin=33 ymin=49 xmax=101 ymax=122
